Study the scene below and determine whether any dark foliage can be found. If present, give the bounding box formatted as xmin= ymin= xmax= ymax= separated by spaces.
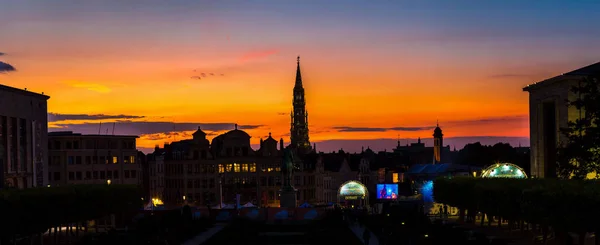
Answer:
xmin=453 ymin=142 xmax=529 ymax=174
xmin=79 ymin=206 xmax=214 ymax=245
xmin=434 ymin=177 xmax=600 ymax=233
xmin=0 ymin=185 xmax=141 ymax=239
xmin=557 ymin=75 xmax=600 ymax=179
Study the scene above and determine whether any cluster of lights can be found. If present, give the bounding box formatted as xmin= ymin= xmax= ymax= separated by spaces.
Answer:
xmin=481 ymin=163 xmax=527 ymax=178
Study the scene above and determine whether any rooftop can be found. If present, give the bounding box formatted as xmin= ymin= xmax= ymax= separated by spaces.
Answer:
xmin=0 ymin=83 xmax=50 ymax=100
xmin=48 ymin=131 xmax=139 ymax=138
xmin=523 ymin=61 xmax=600 ymax=92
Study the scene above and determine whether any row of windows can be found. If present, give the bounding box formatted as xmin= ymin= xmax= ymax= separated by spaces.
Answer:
xmin=50 ymin=155 xmax=136 ymax=165
xmin=49 ymin=139 xmax=135 ymax=150
xmin=160 ymin=163 xmax=272 ymax=175
xmin=217 ymin=163 xmax=257 ymax=173
xmin=49 ymin=170 xmax=138 ymax=181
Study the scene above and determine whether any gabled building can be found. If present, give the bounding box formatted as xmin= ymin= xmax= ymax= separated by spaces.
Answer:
xmin=147 ymin=126 xmax=305 ymax=207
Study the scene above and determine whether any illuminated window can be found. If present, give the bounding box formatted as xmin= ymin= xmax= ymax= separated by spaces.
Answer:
xmin=267 ymin=167 xmax=274 ymax=172
xmin=226 ymin=164 xmax=233 ymax=172
xmin=276 ymin=167 xmax=281 ymax=172
xmin=250 ymin=163 xmax=256 ymax=173
xmin=218 ymin=164 xmax=225 ymax=173
xmin=242 ymin=164 xmax=248 ymax=172
xmin=392 ymin=173 xmax=399 ymax=183
xmin=112 ymin=156 xmax=118 ymax=164
xmin=129 ymin=156 xmax=135 ymax=163
xmin=234 ymin=163 xmax=240 ymax=172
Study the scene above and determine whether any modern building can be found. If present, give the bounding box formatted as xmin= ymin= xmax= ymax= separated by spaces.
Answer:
xmin=0 ymin=84 xmax=50 ymax=189
xmin=47 ymin=131 xmax=140 ymax=186
xmin=523 ymin=62 xmax=600 ymax=178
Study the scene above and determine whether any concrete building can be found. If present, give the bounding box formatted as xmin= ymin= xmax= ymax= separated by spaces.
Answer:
xmin=0 ymin=84 xmax=49 ymax=189
xmin=47 ymin=131 xmax=140 ymax=186
xmin=523 ymin=62 xmax=600 ymax=178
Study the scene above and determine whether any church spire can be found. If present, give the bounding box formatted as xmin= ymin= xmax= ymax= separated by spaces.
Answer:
xmin=290 ymin=56 xmax=311 ymax=154
xmin=295 ymin=56 xmax=303 ymax=88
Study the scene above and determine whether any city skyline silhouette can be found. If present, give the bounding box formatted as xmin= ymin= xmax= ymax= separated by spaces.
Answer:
xmin=1 ymin=1 xmax=599 ymax=152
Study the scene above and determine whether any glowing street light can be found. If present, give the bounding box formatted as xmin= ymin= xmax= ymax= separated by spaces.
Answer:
xmin=106 ymin=179 xmax=111 ymax=185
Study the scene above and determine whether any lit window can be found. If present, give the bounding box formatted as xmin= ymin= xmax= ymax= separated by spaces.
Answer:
xmin=226 ymin=164 xmax=232 ymax=172
xmin=392 ymin=173 xmax=399 ymax=183
xmin=234 ymin=163 xmax=240 ymax=173
xmin=267 ymin=167 xmax=274 ymax=172
xmin=276 ymin=167 xmax=281 ymax=172
xmin=218 ymin=164 xmax=225 ymax=173
xmin=242 ymin=164 xmax=248 ymax=172
xmin=129 ymin=156 xmax=135 ymax=164
xmin=112 ymin=156 xmax=118 ymax=164
xmin=250 ymin=163 xmax=256 ymax=173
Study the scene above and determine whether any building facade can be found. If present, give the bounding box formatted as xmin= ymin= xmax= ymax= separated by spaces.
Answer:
xmin=47 ymin=131 xmax=140 ymax=186
xmin=0 ymin=84 xmax=49 ymax=189
xmin=144 ymin=56 xmax=453 ymax=207
xmin=147 ymin=126 xmax=300 ymax=207
xmin=523 ymin=62 xmax=599 ymax=178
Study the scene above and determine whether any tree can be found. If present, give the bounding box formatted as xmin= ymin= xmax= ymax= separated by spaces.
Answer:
xmin=557 ymin=75 xmax=600 ymax=179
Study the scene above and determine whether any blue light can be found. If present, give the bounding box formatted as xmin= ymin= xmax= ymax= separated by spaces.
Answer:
xmin=421 ymin=181 xmax=434 ymax=203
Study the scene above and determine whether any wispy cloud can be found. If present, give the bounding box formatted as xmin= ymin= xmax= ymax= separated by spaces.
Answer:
xmin=0 ymin=61 xmax=16 ymax=73
xmin=49 ymin=121 xmax=264 ymax=136
xmin=447 ymin=115 xmax=528 ymax=126
xmin=68 ymin=82 xmax=111 ymax=93
xmin=48 ymin=113 xmax=145 ymax=122
xmin=0 ymin=52 xmax=5 ymax=56
xmin=488 ymin=74 xmax=532 ymax=79
xmin=332 ymin=126 xmax=434 ymax=133
xmin=238 ymin=49 xmax=280 ymax=63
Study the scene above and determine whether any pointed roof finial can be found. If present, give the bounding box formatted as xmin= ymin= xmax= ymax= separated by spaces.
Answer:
xmin=269 ymin=132 xmax=272 ymax=137
xmin=295 ymin=56 xmax=303 ymax=87
xmin=234 ymin=124 xmax=238 ymax=130
xmin=436 ymin=119 xmax=439 ymax=127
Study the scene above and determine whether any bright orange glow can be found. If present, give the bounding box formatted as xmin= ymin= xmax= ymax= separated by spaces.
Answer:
xmin=5 ymin=51 xmax=535 ymax=150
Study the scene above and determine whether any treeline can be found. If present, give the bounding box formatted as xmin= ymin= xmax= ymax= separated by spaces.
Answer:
xmin=453 ymin=142 xmax=529 ymax=173
xmin=0 ymin=185 xmax=141 ymax=241
xmin=434 ymin=178 xmax=600 ymax=244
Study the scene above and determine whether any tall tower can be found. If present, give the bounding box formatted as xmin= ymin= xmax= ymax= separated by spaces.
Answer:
xmin=290 ymin=56 xmax=311 ymax=153
xmin=433 ymin=121 xmax=443 ymax=164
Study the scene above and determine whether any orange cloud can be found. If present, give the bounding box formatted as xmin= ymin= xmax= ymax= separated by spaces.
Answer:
xmin=67 ymin=81 xmax=111 ymax=93
xmin=238 ymin=49 xmax=280 ymax=63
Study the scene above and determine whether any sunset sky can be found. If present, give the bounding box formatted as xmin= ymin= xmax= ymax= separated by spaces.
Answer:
xmin=1 ymin=1 xmax=600 ymax=153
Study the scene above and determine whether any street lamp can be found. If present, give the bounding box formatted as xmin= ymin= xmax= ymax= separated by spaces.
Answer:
xmin=107 ymin=179 xmax=111 ymax=185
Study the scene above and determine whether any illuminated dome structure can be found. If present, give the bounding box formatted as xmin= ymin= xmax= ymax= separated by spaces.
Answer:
xmin=481 ymin=163 xmax=527 ymax=178
xmin=338 ymin=180 xmax=369 ymax=206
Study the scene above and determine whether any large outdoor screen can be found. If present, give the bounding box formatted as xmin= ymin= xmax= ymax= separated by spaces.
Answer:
xmin=376 ymin=184 xmax=399 ymax=200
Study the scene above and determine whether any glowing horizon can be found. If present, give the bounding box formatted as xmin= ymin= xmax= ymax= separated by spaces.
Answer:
xmin=2 ymin=1 xmax=599 ymax=151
